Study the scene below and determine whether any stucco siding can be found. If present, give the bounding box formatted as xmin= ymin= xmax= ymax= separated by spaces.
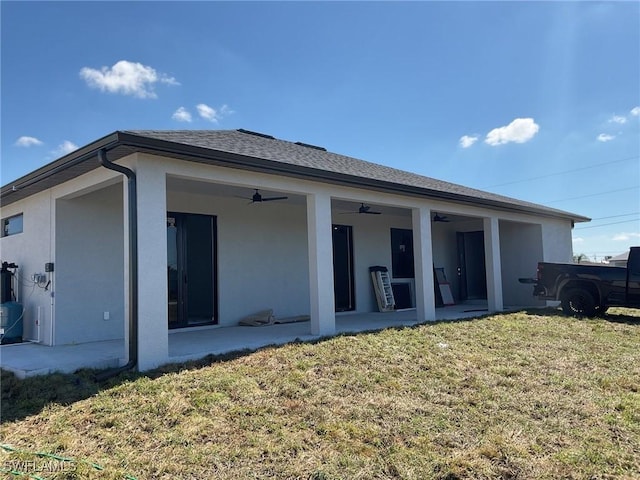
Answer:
xmin=542 ymin=218 xmax=574 ymax=263
xmin=55 ymin=183 xmax=124 ymax=344
xmin=0 ymin=190 xmax=55 ymax=344
xmin=499 ymin=220 xmax=544 ymax=307
xmin=167 ymin=191 xmax=310 ymax=325
xmin=219 ymin=200 xmax=310 ymax=324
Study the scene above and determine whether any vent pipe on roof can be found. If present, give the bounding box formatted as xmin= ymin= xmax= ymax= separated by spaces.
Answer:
xmin=236 ymin=128 xmax=275 ymax=139
xmin=294 ymin=141 xmax=327 ymax=151
xmin=95 ymin=149 xmax=138 ymax=381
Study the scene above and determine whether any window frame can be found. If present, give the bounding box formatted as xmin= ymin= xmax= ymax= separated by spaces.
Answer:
xmin=1 ymin=213 xmax=24 ymax=238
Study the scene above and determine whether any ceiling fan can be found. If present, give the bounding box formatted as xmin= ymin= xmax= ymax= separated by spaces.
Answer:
xmin=433 ymin=213 xmax=450 ymax=222
xmin=243 ymin=189 xmax=289 ymax=204
xmin=341 ymin=203 xmax=382 ymax=215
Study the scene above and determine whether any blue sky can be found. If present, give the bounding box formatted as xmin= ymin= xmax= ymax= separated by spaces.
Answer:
xmin=2 ymin=1 xmax=639 ymax=261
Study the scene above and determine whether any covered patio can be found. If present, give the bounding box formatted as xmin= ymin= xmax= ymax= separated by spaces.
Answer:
xmin=1 ymin=303 xmax=497 ymax=379
xmin=0 ymin=129 xmax=583 ymax=379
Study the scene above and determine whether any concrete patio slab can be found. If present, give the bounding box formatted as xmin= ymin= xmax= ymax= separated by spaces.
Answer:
xmin=0 ymin=339 xmax=123 ymax=378
xmin=1 ymin=304 xmax=503 ymax=379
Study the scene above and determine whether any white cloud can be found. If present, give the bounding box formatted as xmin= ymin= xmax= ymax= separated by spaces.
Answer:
xmin=459 ymin=135 xmax=479 ymax=148
xmin=79 ymin=60 xmax=178 ymax=99
xmin=597 ymin=133 xmax=615 ymax=142
xmin=51 ymin=140 xmax=78 ymax=157
xmin=172 ymin=107 xmax=192 ymax=122
xmin=484 ymin=118 xmax=540 ymax=146
xmin=609 ymin=114 xmax=627 ymax=124
xmin=196 ymin=103 xmax=233 ymax=123
xmin=15 ymin=136 xmax=43 ymax=147
xmin=572 ymin=237 xmax=585 ymax=243
xmin=196 ymin=103 xmax=217 ymax=121
xmin=631 ymin=106 xmax=640 ymax=117
xmin=613 ymin=232 xmax=640 ymax=241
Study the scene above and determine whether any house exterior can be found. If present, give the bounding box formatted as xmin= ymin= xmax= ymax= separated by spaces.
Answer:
xmin=607 ymin=251 xmax=629 ymax=267
xmin=0 ymin=129 xmax=589 ymax=372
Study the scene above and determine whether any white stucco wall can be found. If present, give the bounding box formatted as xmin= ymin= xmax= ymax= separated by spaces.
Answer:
xmin=168 ymin=191 xmax=311 ymax=325
xmin=541 ymin=218 xmax=575 ymax=262
xmin=55 ymin=183 xmax=125 ymax=344
xmin=0 ymin=190 xmax=55 ymax=344
xmin=499 ymin=220 xmax=544 ymax=307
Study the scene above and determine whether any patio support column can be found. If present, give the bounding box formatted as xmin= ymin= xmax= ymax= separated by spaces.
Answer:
xmin=483 ymin=216 xmax=503 ymax=312
xmin=135 ymin=159 xmax=169 ymax=370
xmin=307 ymin=192 xmax=335 ymax=336
xmin=412 ymin=207 xmax=436 ymax=321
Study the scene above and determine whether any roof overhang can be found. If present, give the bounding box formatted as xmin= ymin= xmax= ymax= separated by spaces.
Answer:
xmin=1 ymin=130 xmax=591 ymax=223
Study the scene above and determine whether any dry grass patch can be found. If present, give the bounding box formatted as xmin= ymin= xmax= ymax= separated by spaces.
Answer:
xmin=2 ymin=308 xmax=639 ymax=479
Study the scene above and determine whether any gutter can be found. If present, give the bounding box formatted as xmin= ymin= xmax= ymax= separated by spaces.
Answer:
xmin=1 ymin=133 xmax=120 ymax=197
xmin=95 ymin=149 xmax=138 ymax=381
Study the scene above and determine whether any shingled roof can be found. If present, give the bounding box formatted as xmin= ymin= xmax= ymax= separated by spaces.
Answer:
xmin=1 ymin=129 xmax=589 ymax=222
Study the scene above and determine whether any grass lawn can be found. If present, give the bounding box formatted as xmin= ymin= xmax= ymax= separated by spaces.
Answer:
xmin=1 ymin=308 xmax=639 ymax=479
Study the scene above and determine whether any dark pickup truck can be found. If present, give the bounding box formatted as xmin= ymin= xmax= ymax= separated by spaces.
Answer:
xmin=520 ymin=246 xmax=640 ymax=317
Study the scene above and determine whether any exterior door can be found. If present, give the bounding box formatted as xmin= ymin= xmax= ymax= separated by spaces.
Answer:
xmin=167 ymin=213 xmax=218 ymax=328
xmin=333 ymin=225 xmax=355 ymax=312
xmin=457 ymin=231 xmax=487 ymax=301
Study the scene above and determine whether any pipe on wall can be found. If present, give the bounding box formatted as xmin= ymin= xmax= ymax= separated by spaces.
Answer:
xmin=95 ymin=149 xmax=138 ymax=380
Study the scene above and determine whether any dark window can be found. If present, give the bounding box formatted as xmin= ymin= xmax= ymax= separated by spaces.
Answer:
xmin=391 ymin=228 xmax=414 ymax=278
xmin=1 ymin=214 xmax=23 ymax=237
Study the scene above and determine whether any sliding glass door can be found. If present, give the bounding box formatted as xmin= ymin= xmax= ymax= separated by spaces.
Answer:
xmin=333 ymin=224 xmax=355 ymax=312
xmin=167 ymin=212 xmax=218 ymax=328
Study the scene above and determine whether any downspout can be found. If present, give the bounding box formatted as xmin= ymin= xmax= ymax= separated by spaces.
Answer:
xmin=95 ymin=149 xmax=138 ymax=380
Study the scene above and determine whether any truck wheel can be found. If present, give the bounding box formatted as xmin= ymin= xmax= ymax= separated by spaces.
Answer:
xmin=561 ymin=288 xmax=596 ymax=317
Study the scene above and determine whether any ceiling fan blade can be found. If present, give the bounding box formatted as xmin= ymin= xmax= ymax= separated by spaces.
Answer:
xmin=244 ymin=189 xmax=289 ymax=203
xmin=261 ymin=196 xmax=289 ymax=202
xmin=339 ymin=209 xmax=382 ymax=215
